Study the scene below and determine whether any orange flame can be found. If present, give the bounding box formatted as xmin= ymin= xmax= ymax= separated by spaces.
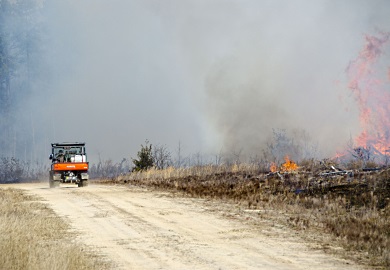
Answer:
xmin=346 ymin=32 xmax=390 ymax=156
xmin=332 ymin=151 xmax=346 ymax=161
xmin=270 ymin=162 xmax=277 ymax=172
xmin=281 ymin=156 xmax=298 ymax=172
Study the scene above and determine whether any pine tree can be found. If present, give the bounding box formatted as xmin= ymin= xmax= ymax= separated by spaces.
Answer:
xmin=132 ymin=140 xmax=154 ymax=171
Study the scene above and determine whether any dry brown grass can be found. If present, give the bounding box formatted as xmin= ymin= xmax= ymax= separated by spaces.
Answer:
xmin=117 ymin=164 xmax=263 ymax=182
xmin=114 ymin=164 xmax=390 ymax=268
xmin=0 ymin=188 xmax=109 ymax=270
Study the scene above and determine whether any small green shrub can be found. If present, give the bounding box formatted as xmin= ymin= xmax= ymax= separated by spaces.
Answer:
xmin=132 ymin=140 xmax=154 ymax=171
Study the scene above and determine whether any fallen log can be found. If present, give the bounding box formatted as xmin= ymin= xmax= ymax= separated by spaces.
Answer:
xmin=319 ymin=170 xmax=353 ymax=177
xmin=362 ymin=167 xmax=384 ymax=172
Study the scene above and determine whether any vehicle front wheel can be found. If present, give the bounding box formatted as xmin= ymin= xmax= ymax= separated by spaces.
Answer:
xmin=49 ymin=172 xmax=57 ymax=188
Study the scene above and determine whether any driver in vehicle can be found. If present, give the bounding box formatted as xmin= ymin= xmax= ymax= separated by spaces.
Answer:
xmin=56 ymin=150 xmax=65 ymax=162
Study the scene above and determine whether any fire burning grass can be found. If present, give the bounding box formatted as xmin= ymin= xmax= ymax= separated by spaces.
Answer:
xmin=344 ymin=31 xmax=390 ymax=163
xmin=0 ymin=188 xmax=109 ymax=270
xmin=114 ymin=162 xmax=390 ymax=268
xmin=271 ymin=155 xmax=298 ymax=173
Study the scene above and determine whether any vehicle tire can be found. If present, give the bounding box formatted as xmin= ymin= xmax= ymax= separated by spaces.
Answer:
xmin=78 ymin=180 xmax=88 ymax=187
xmin=49 ymin=172 xmax=55 ymax=188
xmin=50 ymin=180 xmax=60 ymax=188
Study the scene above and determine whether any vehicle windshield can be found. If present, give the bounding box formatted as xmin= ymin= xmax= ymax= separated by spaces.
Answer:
xmin=53 ymin=146 xmax=83 ymax=156
xmin=53 ymin=145 xmax=87 ymax=162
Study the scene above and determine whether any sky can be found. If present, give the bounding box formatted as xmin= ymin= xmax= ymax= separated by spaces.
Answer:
xmin=28 ymin=0 xmax=390 ymax=164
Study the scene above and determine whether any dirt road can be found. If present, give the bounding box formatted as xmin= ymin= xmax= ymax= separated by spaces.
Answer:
xmin=5 ymin=182 xmax=361 ymax=269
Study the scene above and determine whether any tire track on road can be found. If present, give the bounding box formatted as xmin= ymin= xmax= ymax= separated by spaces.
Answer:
xmin=9 ymin=183 xmax=363 ymax=270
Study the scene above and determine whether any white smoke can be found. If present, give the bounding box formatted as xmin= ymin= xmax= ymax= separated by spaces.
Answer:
xmin=26 ymin=0 xmax=390 ymax=163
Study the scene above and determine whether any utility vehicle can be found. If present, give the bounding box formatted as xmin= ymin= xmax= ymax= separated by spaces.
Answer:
xmin=49 ymin=142 xmax=89 ymax=188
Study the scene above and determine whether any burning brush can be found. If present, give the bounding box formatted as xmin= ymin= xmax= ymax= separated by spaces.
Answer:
xmin=270 ymin=155 xmax=298 ymax=173
xmin=344 ymin=31 xmax=390 ymax=163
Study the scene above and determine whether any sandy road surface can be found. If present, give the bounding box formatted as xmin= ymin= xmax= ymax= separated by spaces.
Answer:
xmin=3 ymin=182 xmax=361 ymax=270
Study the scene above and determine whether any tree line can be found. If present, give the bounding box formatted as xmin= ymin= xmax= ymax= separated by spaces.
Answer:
xmin=0 ymin=0 xmax=46 ymax=159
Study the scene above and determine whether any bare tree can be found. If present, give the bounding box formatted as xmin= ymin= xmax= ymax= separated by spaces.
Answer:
xmin=153 ymin=144 xmax=172 ymax=169
xmin=0 ymin=0 xmax=46 ymax=160
xmin=263 ymin=128 xmax=318 ymax=163
xmin=89 ymin=158 xmax=131 ymax=179
xmin=175 ymin=141 xmax=184 ymax=168
xmin=214 ymin=148 xmax=223 ymax=166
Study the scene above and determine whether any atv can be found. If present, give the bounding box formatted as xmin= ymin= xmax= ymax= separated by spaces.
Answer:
xmin=49 ymin=142 xmax=89 ymax=188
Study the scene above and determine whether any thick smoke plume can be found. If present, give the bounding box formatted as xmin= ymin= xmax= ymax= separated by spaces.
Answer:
xmin=198 ymin=1 xmax=390 ymax=160
xmin=1 ymin=0 xmax=390 ymax=164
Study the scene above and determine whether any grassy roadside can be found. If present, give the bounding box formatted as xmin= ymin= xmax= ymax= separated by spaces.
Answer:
xmin=112 ymin=164 xmax=390 ymax=268
xmin=0 ymin=187 xmax=109 ymax=270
